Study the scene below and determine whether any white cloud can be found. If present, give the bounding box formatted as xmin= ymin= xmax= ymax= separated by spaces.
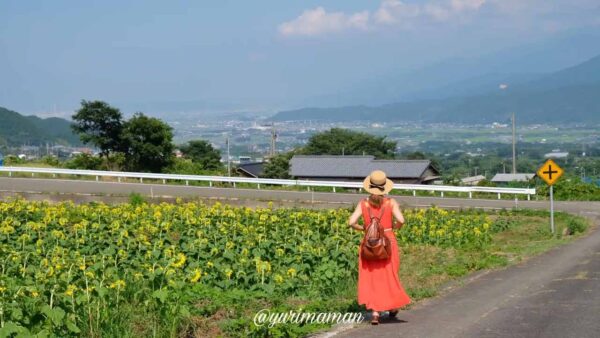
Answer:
xmin=422 ymin=0 xmax=485 ymax=22
xmin=374 ymin=0 xmax=421 ymax=25
xmin=423 ymin=4 xmax=452 ymax=21
xmin=278 ymin=7 xmax=369 ymax=37
xmin=278 ymin=0 xmax=598 ymax=37
xmin=279 ymin=1 xmax=487 ymax=37
xmin=451 ymin=0 xmax=486 ymax=11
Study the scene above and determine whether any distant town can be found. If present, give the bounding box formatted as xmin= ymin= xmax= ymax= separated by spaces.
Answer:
xmin=4 ymin=120 xmax=599 ymax=164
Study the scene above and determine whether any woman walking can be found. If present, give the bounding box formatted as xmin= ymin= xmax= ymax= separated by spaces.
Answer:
xmin=348 ymin=170 xmax=412 ymax=325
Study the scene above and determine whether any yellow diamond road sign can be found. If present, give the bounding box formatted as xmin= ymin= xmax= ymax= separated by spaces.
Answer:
xmin=537 ymin=159 xmax=564 ymax=186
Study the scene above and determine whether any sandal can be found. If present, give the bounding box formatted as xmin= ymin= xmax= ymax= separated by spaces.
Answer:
xmin=371 ymin=312 xmax=380 ymax=325
xmin=389 ymin=310 xmax=399 ymax=318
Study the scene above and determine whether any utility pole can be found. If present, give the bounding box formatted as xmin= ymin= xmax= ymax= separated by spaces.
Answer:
xmin=226 ymin=136 xmax=231 ymax=177
xmin=512 ymin=112 xmax=517 ymax=174
xmin=270 ymin=123 xmax=277 ymax=158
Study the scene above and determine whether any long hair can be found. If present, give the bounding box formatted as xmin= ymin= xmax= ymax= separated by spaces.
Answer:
xmin=368 ymin=194 xmax=384 ymax=208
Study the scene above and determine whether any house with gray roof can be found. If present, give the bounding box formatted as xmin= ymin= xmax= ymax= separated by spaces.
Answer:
xmin=461 ymin=175 xmax=487 ymax=186
xmin=236 ymin=162 xmax=264 ymax=178
xmin=544 ymin=152 xmax=569 ymax=159
xmin=289 ymin=155 xmax=440 ymax=184
xmin=491 ymin=173 xmax=536 ymax=183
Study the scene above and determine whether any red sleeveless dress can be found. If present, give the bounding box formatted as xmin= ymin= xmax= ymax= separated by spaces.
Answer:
xmin=357 ymin=198 xmax=412 ymax=311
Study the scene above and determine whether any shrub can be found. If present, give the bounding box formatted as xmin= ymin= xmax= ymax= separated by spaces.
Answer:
xmin=566 ymin=218 xmax=587 ymax=234
xmin=128 ymin=192 xmax=146 ymax=205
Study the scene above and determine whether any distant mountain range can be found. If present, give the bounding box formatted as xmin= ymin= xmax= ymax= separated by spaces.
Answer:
xmin=298 ymin=31 xmax=600 ymax=107
xmin=0 ymin=106 xmax=80 ymax=146
xmin=272 ymin=54 xmax=600 ymax=124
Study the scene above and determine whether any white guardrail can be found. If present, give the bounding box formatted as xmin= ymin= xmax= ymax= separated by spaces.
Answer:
xmin=0 ymin=166 xmax=536 ymax=200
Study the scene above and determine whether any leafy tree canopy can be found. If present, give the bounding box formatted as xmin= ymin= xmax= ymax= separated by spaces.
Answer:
xmin=262 ymin=152 xmax=296 ymax=179
xmin=180 ymin=140 xmax=222 ymax=171
xmin=121 ymin=113 xmax=174 ymax=172
xmin=301 ymin=128 xmax=396 ymax=159
xmin=71 ymin=100 xmax=125 ymax=157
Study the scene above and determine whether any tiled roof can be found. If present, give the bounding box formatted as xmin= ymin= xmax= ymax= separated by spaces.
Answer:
xmin=289 ymin=155 xmax=435 ymax=178
xmin=461 ymin=175 xmax=486 ymax=183
xmin=236 ymin=162 xmax=264 ymax=178
xmin=491 ymin=173 xmax=536 ymax=182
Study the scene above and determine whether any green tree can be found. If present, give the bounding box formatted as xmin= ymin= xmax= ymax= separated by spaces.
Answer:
xmin=121 ymin=113 xmax=174 ymax=172
xmin=164 ymin=158 xmax=224 ymax=175
xmin=180 ymin=140 xmax=222 ymax=171
xmin=41 ymin=155 xmax=60 ymax=167
xmin=3 ymin=154 xmax=24 ymax=165
xmin=301 ymin=128 xmax=396 ymax=159
xmin=71 ymin=100 xmax=125 ymax=158
xmin=404 ymin=151 xmax=427 ymax=160
xmin=64 ymin=153 xmax=103 ymax=170
xmin=263 ymin=152 xmax=295 ymax=179
xmin=164 ymin=158 xmax=204 ymax=175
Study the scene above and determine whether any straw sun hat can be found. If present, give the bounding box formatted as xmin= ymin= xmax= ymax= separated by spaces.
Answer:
xmin=363 ymin=170 xmax=394 ymax=195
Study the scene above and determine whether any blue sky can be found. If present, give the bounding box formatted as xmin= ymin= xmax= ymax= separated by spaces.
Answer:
xmin=1 ymin=0 xmax=600 ymax=116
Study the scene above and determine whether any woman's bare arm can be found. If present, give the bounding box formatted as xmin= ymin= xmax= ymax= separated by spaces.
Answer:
xmin=390 ymin=198 xmax=405 ymax=229
xmin=348 ymin=202 xmax=364 ymax=231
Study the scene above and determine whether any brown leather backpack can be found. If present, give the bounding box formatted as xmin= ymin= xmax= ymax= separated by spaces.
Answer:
xmin=361 ymin=199 xmax=392 ymax=261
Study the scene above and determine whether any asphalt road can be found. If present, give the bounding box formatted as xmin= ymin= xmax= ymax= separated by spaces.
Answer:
xmin=1 ymin=177 xmax=599 ymax=213
xmin=336 ymin=210 xmax=600 ymax=338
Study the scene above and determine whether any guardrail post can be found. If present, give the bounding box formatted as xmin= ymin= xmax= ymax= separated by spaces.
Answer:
xmin=140 ymin=178 xmax=143 ymax=183
xmin=233 ymin=182 xmax=236 ymax=188
xmin=469 ymin=192 xmax=472 ymax=199
xmin=307 ymin=186 xmax=310 ymax=192
xmin=257 ymin=183 xmax=261 ymax=189
xmin=441 ymin=191 xmax=444 ymax=198
xmin=333 ymin=187 xmax=336 ymax=193
xmin=209 ymin=181 xmax=212 ymax=187
xmin=53 ymin=174 xmax=56 ymax=178
xmin=32 ymin=173 xmax=34 ymax=177
xmin=96 ymin=176 xmax=99 ymax=181
xmin=527 ymin=194 xmax=531 ymax=201
xmin=497 ymin=193 xmax=501 ymax=200
xmin=186 ymin=180 xmax=189 ymax=186
xmin=163 ymin=179 xmax=166 ymax=184
xmin=9 ymin=171 xmax=11 ymax=177
xmin=413 ymin=190 xmax=416 ymax=197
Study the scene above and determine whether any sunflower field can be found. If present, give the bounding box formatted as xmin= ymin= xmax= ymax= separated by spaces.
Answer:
xmin=0 ymin=199 xmax=492 ymax=337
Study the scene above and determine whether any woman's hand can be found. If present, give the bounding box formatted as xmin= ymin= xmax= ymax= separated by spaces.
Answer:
xmin=349 ymin=223 xmax=365 ymax=231
xmin=392 ymin=219 xmax=404 ymax=229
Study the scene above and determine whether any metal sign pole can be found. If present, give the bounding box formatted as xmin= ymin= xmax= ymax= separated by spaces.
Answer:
xmin=550 ymin=185 xmax=555 ymax=234
xmin=538 ymin=159 xmax=563 ymax=235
